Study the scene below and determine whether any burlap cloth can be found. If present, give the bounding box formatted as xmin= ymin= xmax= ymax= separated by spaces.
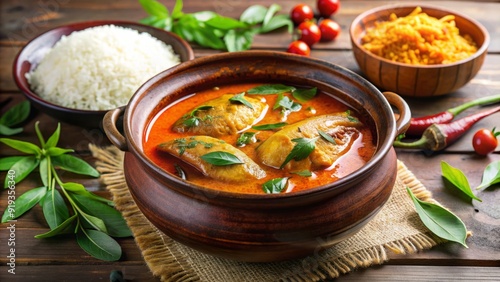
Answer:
xmin=90 ymin=145 xmax=448 ymax=281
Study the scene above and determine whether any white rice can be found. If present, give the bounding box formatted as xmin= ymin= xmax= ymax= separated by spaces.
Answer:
xmin=25 ymin=24 xmax=181 ymax=111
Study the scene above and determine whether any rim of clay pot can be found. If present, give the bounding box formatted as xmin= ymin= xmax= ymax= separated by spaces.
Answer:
xmin=121 ymin=51 xmax=403 ymax=205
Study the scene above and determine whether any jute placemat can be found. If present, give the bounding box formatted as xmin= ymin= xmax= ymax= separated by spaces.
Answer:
xmin=90 ymin=144 xmax=449 ymax=281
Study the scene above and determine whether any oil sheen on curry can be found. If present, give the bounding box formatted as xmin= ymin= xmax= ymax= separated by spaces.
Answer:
xmin=143 ymin=83 xmax=376 ymax=194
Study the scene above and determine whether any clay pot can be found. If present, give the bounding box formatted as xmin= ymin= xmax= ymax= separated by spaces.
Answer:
xmin=103 ymin=51 xmax=410 ymax=262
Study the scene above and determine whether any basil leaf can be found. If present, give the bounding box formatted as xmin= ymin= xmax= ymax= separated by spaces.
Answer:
xmin=171 ymin=0 xmax=183 ymax=19
xmin=42 ymin=189 xmax=70 ymax=230
xmin=1 ymin=186 xmax=46 ymax=222
xmin=44 ymin=123 xmax=60 ymax=149
xmin=260 ymin=14 xmax=294 ymax=33
xmin=293 ymin=87 xmax=318 ymax=102
xmin=247 ymin=84 xmax=296 ymax=95
xmin=224 ymin=29 xmax=255 ymax=52
xmin=0 ymin=100 xmax=30 ymax=127
xmin=76 ymin=229 xmax=122 ymax=261
xmin=236 ymin=132 xmax=257 ymax=147
xmin=280 ymin=137 xmax=318 ymax=169
xmin=47 ymin=147 xmax=74 ymax=156
xmin=0 ymin=138 xmax=41 ymax=155
xmin=183 ymin=117 xmax=200 ymax=127
xmin=274 ymin=94 xmax=301 ymax=112
xmin=263 ymin=177 xmax=289 ymax=194
xmin=292 ymin=170 xmax=313 ymax=177
xmin=192 ymin=11 xmax=218 ymax=22
xmin=476 ymin=160 xmax=500 ymax=190
xmin=71 ymin=194 xmax=131 ymax=237
xmin=441 ymin=161 xmax=482 ymax=202
xmin=0 ymin=156 xmax=24 ymax=171
xmin=79 ymin=210 xmax=108 ymax=234
xmin=192 ymin=25 xmax=226 ymax=50
xmin=229 ymin=92 xmax=253 ymax=109
xmin=263 ymin=3 xmax=281 ymax=26
xmin=4 ymin=156 xmax=39 ymax=188
xmin=252 ymin=122 xmax=287 ymax=131
xmin=318 ymin=129 xmax=336 ymax=144
xmin=201 ymin=151 xmax=244 ymax=166
xmin=51 ymin=154 xmax=100 ymax=177
xmin=240 ymin=5 xmax=267 ymax=24
xmin=0 ymin=124 xmax=23 ymax=136
xmin=39 ymin=157 xmax=49 ymax=187
xmin=205 ymin=15 xmax=248 ymax=30
xmin=139 ymin=15 xmax=167 ymax=29
xmin=138 ymin=0 xmax=169 ymax=18
xmin=62 ymin=182 xmax=113 ymax=206
xmin=406 ymin=187 xmax=468 ymax=247
xmin=35 ymin=214 xmax=77 ymax=238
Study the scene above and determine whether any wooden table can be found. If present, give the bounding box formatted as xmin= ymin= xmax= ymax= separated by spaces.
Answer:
xmin=1 ymin=0 xmax=499 ymax=281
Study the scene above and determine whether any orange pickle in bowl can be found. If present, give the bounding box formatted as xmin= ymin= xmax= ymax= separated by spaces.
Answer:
xmin=142 ymin=83 xmax=377 ymax=194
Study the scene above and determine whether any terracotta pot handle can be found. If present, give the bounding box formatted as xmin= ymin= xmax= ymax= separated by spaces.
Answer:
xmin=382 ymin=91 xmax=411 ymax=136
xmin=103 ymin=107 xmax=128 ymax=151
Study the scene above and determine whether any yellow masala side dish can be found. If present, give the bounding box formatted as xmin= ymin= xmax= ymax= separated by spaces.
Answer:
xmin=143 ymin=83 xmax=376 ymax=194
xmin=361 ymin=6 xmax=478 ymax=65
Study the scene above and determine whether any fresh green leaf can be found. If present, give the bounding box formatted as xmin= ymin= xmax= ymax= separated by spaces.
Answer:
xmin=252 ymin=122 xmax=287 ymax=131
xmin=35 ymin=214 xmax=77 ymax=238
xmin=44 ymin=123 xmax=60 ymax=149
xmin=1 ymin=186 xmax=46 ymax=222
xmin=190 ymin=105 xmax=214 ymax=116
xmin=76 ymin=229 xmax=122 ymax=261
xmin=42 ymin=188 xmax=70 ymax=229
xmin=71 ymin=194 xmax=131 ymax=237
xmin=183 ymin=117 xmax=200 ymax=127
xmin=292 ymin=170 xmax=313 ymax=177
xmin=4 ymin=156 xmax=40 ymax=188
xmin=139 ymin=15 xmax=167 ymax=29
xmin=476 ymin=160 xmax=500 ymax=190
xmin=191 ymin=24 xmax=226 ymax=50
xmin=192 ymin=11 xmax=218 ymax=22
xmin=236 ymin=132 xmax=257 ymax=147
xmin=201 ymin=151 xmax=244 ymax=166
xmin=205 ymin=15 xmax=248 ymax=30
xmin=0 ymin=156 xmax=24 ymax=170
xmin=247 ymin=84 xmax=296 ymax=95
xmin=441 ymin=161 xmax=482 ymax=202
xmin=274 ymin=94 xmax=301 ymax=113
xmin=171 ymin=0 xmax=183 ymax=19
xmin=39 ymin=157 xmax=49 ymax=187
xmin=407 ymin=187 xmax=468 ymax=247
xmin=139 ymin=0 xmax=169 ymax=18
xmin=262 ymin=3 xmax=281 ymax=26
xmin=62 ymin=182 xmax=113 ymax=206
xmin=0 ymin=100 xmax=30 ymax=127
xmin=260 ymin=14 xmax=293 ymax=33
xmin=229 ymin=92 xmax=253 ymax=109
xmin=0 ymin=138 xmax=41 ymax=155
xmin=79 ymin=210 xmax=108 ymax=234
xmin=318 ymin=129 xmax=336 ymax=144
xmin=224 ymin=29 xmax=255 ymax=52
xmin=292 ymin=87 xmax=318 ymax=102
xmin=51 ymin=154 xmax=100 ymax=177
xmin=280 ymin=137 xmax=318 ymax=169
xmin=0 ymin=124 xmax=23 ymax=136
xmin=263 ymin=177 xmax=289 ymax=194
xmin=46 ymin=147 xmax=74 ymax=156
xmin=240 ymin=5 xmax=267 ymax=24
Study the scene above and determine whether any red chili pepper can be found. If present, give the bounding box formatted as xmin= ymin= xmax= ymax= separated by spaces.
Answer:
xmin=394 ymin=106 xmax=500 ymax=151
xmin=406 ymin=94 xmax=500 ymax=136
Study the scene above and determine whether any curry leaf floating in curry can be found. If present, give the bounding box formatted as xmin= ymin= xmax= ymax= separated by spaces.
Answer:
xmin=229 ymin=92 xmax=254 ymax=109
xmin=291 ymin=170 xmax=313 ymax=177
xmin=201 ymin=151 xmax=245 ymax=166
xmin=280 ymin=137 xmax=319 ymax=169
xmin=262 ymin=177 xmax=289 ymax=194
xmin=252 ymin=122 xmax=288 ymax=130
xmin=292 ymin=87 xmax=318 ymax=102
xmin=318 ymin=129 xmax=336 ymax=144
xmin=236 ymin=132 xmax=257 ymax=147
xmin=274 ymin=93 xmax=302 ymax=116
xmin=247 ymin=84 xmax=296 ymax=95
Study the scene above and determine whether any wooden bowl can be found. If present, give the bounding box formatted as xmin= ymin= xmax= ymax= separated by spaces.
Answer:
xmin=350 ymin=4 xmax=489 ymax=97
xmin=13 ymin=20 xmax=194 ymax=128
xmin=103 ymin=51 xmax=411 ymax=262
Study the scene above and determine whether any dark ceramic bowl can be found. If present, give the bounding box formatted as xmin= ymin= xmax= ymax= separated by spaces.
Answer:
xmin=103 ymin=51 xmax=411 ymax=262
xmin=13 ymin=20 xmax=194 ymax=128
xmin=350 ymin=4 xmax=489 ymax=97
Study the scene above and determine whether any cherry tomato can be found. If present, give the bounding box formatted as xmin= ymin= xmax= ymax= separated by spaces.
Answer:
xmin=290 ymin=4 xmax=314 ymax=25
xmin=319 ymin=19 xmax=340 ymax=41
xmin=317 ymin=0 xmax=340 ymax=18
xmin=472 ymin=128 xmax=499 ymax=155
xmin=297 ymin=21 xmax=321 ymax=46
xmin=287 ymin=40 xmax=311 ymax=56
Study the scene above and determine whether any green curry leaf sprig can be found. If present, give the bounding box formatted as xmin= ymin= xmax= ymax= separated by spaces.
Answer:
xmin=139 ymin=0 xmax=293 ymax=51
xmin=0 ymin=100 xmax=30 ymax=136
xmin=0 ymin=122 xmax=131 ymax=261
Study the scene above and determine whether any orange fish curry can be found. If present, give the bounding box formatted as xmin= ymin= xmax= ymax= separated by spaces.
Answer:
xmin=143 ymin=83 xmax=376 ymax=194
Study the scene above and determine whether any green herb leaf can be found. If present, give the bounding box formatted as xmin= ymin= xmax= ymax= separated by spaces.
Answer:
xmin=252 ymin=122 xmax=287 ymax=131
xmin=0 ymin=100 xmax=30 ymax=127
xmin=0 ymin=138 xmax=41 ymax=155
xmin=280 ymin=137 xmax=318 ymax=169
xmin=183 ymin=117 xmax=200 ymax=127
xmin=139 ymin=0 xmax=169 ymax=18
xmin=39 ymin=157 xmax=49 ymax=187
xmin=139 ymin=15 xmax=167 ymax=29
xmin=205 ymin=15 xmax=248 ymax=30
xmin=229 ymin=92 xmax=253 ymax=109
xmin=0 ymin=124 xmax=23 ymax=136
xmin=274 ymin=94 xmax=301 ymax=113
xmin=236 ymin=132 xmax=257 ymax=147
xmin=292 ymin=87 xmax=318 ymax=102
xmin=51 ymin=154 xmax=100 ymax=177
xmin=171 ymin=0 xmax=183 ymax=19
xmin=0 ymin=156 xmax=24 ymax=171
xmin=1 ymin=186 xmax=46 ymax=222
xmin=262 ymin=3 xmax=281 ymax=26
xmin=318 ymin=129 xmax=336 ymax=144
xmin=260 ymin=14 xmax=293 ymax=33
xmin=476 ymin=160 xmax=500 ymax=190
xmin=240 ymin=5 xmax=267 ymax=24
xmin=62 ymin=182 xmax=113 ymax=206
xmin=224 ymin=29 xmax=256 ymax=52
xmin=76 ymin=229 xmax=122 ymax=261
xmin=201 ymin=151 xmax=244 ymax=166
xmin=441 ymin=161 xmax=482 ymax=202
xmin=263 ymin=177 xmax=289 ymax=194
xmin=190 ymin=105 xmax=213 ymax=116
xmin=79 ymin=210 xmax=108 ymax=234
xmin=4 ymin=156 xmax=40 ymax=188
xmin=35 ymin=214 xmax=77 ymax=238
xmin=47 ymin=147 xmax=74 ymax=156
xmin=406 ymin=187 xmax=468 ymax=247
xmin=292 ymin=170 xmax=313 ymax=177
xmin=42 ymin=189 xmax=70 ymax=230
xmin=247 ymin=84 xmax=296 ymax=95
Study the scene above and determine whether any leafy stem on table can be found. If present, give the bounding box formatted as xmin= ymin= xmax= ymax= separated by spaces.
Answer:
xmin=0 ymin=122 xmax=131 ymax=261
xmin=0 ymin=100 xmax=30 ymax=136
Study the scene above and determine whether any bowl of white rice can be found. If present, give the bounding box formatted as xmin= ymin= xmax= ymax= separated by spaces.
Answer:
xmin=13 ymin=20 xmax=194 ymax=128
